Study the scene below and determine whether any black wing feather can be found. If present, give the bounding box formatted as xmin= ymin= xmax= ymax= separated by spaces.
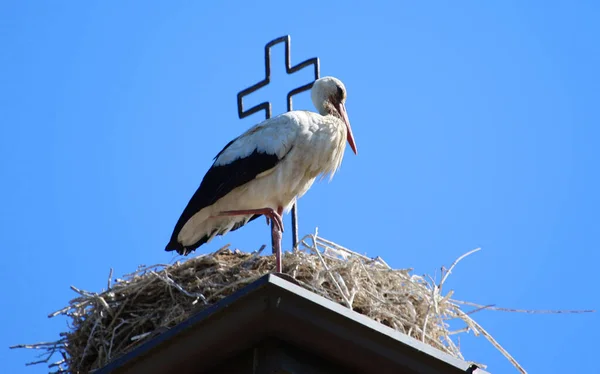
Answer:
xmin=165 ymin=143 xmax=287 ymax=254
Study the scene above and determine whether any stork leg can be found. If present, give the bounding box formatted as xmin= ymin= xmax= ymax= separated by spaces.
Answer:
xmin=215 ymin=207 xmax=285 ymax=273
xmin=216 ymin=208 xmax=284 ymax=232
xmin=270 ymin=206 xmax=284 ymax=273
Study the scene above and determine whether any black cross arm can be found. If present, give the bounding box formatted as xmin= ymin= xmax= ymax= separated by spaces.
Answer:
xmin=237 ymin=35 xmax=320 ymax=120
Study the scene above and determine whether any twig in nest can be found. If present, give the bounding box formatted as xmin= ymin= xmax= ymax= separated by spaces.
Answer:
xmin=454 ymin=300 xmax=595 ymax=314
xmin=439 ymin=248 xmax=481 ymax=291
xmin=107 ymin=268 xmax=114 ymax=290
xmin=151 ymin=272 xmax=208 ymax=305
xmin=309 ymin=229 xmax=352 ymax=308
xmin=457 ymin=309 xmax=527 ymax=374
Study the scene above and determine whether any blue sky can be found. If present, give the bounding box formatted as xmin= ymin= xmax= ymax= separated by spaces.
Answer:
xmin=1 ymin=1 xmax=598 ymax=373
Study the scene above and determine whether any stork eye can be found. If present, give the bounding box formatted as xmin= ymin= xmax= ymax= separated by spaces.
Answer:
xmin=337 ymin=86 xmax=344 ymax=100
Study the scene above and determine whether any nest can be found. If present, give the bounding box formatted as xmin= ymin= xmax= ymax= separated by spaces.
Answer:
xmin=13 ymin=232 xmax=537 ymax=373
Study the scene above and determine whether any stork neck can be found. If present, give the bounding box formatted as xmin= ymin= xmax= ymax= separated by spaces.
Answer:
xmin=321 ymin=101 xmax=339 ymax=118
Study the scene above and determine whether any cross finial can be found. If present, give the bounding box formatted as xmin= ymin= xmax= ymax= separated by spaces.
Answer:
xmin=236 ymin=35 xmax=321 ymax=251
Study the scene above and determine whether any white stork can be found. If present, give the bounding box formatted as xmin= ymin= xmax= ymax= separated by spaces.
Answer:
xmin=165 ymin=76 xmax=357 ymax=272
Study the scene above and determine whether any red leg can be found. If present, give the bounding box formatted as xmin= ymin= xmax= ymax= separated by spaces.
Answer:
xmin=273 ymin=222 xmax=282 ymax=272
xmin=273 ymin=206 xmax=284 ymax=272
xmin=217 ymin=208 xmax=283 ymax=232
xmin=216 ymin=207 xmax=285 ymax=273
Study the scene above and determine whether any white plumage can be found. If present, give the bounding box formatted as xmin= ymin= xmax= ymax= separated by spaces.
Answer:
xmin=165 ymin=76 xmax=357 ymax=272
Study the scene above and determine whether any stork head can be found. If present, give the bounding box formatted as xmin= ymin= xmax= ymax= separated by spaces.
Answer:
xmin=311 ymin=76 xmax=358 ymax=155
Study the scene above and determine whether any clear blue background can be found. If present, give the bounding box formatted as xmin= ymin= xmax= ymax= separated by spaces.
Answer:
xmin=2 ymin=1 xmax=598 ymax=373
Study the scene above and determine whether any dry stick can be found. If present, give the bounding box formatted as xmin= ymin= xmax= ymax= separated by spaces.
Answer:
xmin=48 ymin=305 xmax=74 ymax=318
xmin=433 ymin=248 xmax=482 ymax=358
xmin=9 ymin=341 xmax=66 ymax=367
xmin=105 ymin=297 xmax=130 ymax=332
xmin=10 ymin=342 xmax=65 ymax=350
xmin=435 ymin=292 xmax=459 ymax=356
xmin=48 ymin=358 xmax=66 ymax=368
xmin=228 ymin=244 xmax=267 ymax=272
xmin=206 ymin=275 xmax=262 ymax=303
xmin=299 ymin=237 xmax=348 ymax=302
xmin=151 ymin=272 xmax=208 ymax=304
xmin=107 ymin=320 xmax=128 ymax=360
xmin=421 ymin=290 xmax=433 ymax=344
xmin=372 ymin=256 xmax=392 ymax=269
xmin=357 ymin=261 xmax=385 ymax=303
xmin=107 ymin=268 xmax=113 ymax=290
xmin=464 ymin=303 xmax=497 ymax=316
xmin=122 ymin=263 xmax=173 ymax=279
xmin=438 ymin=248 xmax=481 ymax=291
xmin=78 ymin=318 xmax=100 ymax=369
xmin=452 ymin=299 xmax=595 ymax=314
xmin=309 ymin=232 xmax=352 ymax=308
xmin=95 ymin=295 xmax=113 ymax=317
xmin=316 ymin=236 xmax=373 ymax=263
xmin=130 ymin=332 xmax=151 ymax=341
xmin=447 ymin=327 xmax=470 ymax=335
xmin=69 ymin=285 xmax=95 ymax=298
xmin=430 ymin=248 xmax=481 ymax=358
xmin=457 ymin=309 xmax=527 ymax=374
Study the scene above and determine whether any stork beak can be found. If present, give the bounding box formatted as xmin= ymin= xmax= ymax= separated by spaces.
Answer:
xmin=338 ymin=102 xmax=358 ymax=155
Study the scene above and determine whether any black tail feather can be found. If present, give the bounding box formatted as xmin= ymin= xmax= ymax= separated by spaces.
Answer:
xmin=164 ymin=214 xmax=262 ymax=256
xmin=165 ymin=233 xmax=212 ymax=256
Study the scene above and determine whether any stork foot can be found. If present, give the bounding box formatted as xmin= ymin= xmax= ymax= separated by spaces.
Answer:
xmin=218 ymin=208 xmax=284 ymax=232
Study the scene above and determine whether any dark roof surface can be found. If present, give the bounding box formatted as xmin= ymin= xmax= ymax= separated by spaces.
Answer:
xmin=96 ymin=273 xmax=489 ymax=374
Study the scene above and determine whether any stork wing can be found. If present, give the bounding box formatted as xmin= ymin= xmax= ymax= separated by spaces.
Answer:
xmin=166 ymin=114 xmax=298 ymax=251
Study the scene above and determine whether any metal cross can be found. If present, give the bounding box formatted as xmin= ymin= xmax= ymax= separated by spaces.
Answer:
xmin=237 ymin=35 xmax=321 ymax=253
